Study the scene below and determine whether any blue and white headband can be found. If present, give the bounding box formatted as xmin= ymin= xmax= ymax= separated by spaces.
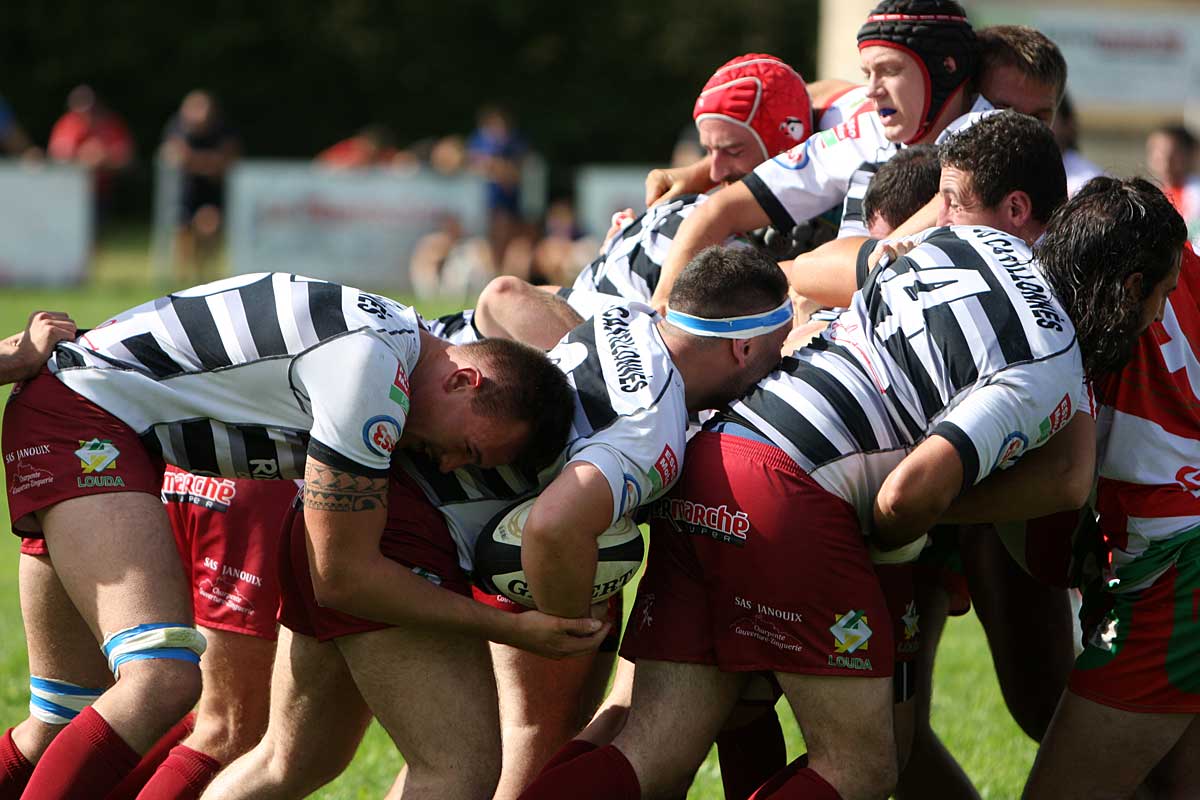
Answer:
xmin=665 ymin=299 xmax=793 ymax=339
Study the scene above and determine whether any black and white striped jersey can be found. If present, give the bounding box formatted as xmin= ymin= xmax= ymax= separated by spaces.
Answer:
xmin=719 ymin=225 xmax=1087 ymax=528
xmin=745 ymin=96 xmax=993 ymax=240
xmin=50 ymin=273 xmax=422 ymax=479
xmin=424 ymin=309 xmax=482 ymax=345
xmin=573 ymin=194 xmax=708 ymax=303
xmin=399 ymin=302 xmax=688 ymax=569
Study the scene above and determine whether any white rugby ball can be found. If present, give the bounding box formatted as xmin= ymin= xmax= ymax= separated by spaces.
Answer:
xmin=474 ymin=497 xmax=645 ymax=608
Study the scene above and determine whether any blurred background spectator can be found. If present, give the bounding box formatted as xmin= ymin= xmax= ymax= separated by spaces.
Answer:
xmin=467 ymin=105 xmax=527 ymax=267
xmin=161 ymin=89 xmax=240 ymax=284
xmin=1052 ymin=93 xmax=1104 ymax=197
xmin=316 ymin=124 xmax=416 ymax=171
xmin=1146 ymin=123 xmax=1200 ymax=241
xmin=0 ymin=95 xmax=40 ymax=159
xmin=48 ymin=85 xmax=134 ymax=219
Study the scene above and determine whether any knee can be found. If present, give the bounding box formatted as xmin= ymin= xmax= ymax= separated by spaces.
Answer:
xmin=186 ymin=711 xmax=268 ymax=765
xmin=406 ymin=740 xmax=500 ymax=799
xmin=119 ymin=659 xmax=203 ymax=722
xmin=813 ymin=737 xmax=898 ymax=800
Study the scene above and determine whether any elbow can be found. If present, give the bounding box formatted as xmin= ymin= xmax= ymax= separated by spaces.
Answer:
xmin=309 ymin=557 xmax=354 ymax=612
xmin=1057 ymin=463 xmax=1093 ymax=512
xmin=875 ymin=478 xmax=951 ymax=545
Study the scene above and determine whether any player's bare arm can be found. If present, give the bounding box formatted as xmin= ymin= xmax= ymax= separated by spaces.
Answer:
xmin=521 ymin=461 xmax=616 ymax=618
xmin=474 ymin=276 xmax=584 ymax=349
xmin=303 ymin=457 xmax=606 ymax=657
xmin=0 ymin=310 xmax=76 ymax=385
xmin=940 ymin=412 xmax=1094 ymax=525
xmin=780 ymin=236 xmax=870 ymax=308
xmin=873 ymin=435 xmax=964 ymax=550
xmin=650 ymin=181 xmax=771 ymax=313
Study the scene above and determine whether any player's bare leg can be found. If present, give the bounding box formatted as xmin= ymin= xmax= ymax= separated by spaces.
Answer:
xmin=474 ymin=275 xmax=583 ymax=348
xmin=199 ymin=627 xmax=372 ymax=799
xmin=339 ymin=622 xmax=501 ymax=800
xmin=1023 ymin=692 xmax=1194 ymax=800
xmin=488 ymin=643 xmax=595 ymax=799
xmin=181 ymin=627 xmax=274 ymax=763
xmin=39 ymin=494 xmax=201 ymax=749
xmin=774 ymin=672 xmax=898 ymax=800
xmin=609 ymin=659 xmax=743 ymax=799
xmin=1142 ymin=715 xmax=1200 ymax=798
xmin=961 ymin=527 xmax=1073 ymax=741
xmin=8 ymin=552 xmax=113 ymax=762
xmin=896 ymin=579 xmax=980 ymax=800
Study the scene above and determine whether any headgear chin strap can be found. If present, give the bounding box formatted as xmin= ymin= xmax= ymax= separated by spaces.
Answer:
xmin=666 ymin=299 xmax=793 ymax=339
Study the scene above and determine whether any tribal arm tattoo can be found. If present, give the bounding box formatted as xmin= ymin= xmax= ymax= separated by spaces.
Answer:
xmin=303 ymin=460 xmax=388 ymax=513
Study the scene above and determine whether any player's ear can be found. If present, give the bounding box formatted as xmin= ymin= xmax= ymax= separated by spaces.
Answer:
xmin=1123 ymin=271 xmax=1145 ymax=299
xmin=729 ymin=337 xmax=753 ymax=366
xmin=1005 ymin=190 xmax=1033 ymax=228
xmin=444 ymin=366 xmax=483 ymax=392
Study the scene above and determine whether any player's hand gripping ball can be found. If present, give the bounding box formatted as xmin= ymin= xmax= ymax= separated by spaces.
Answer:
xmin=474 ymin=498 xmax=645 ymax=608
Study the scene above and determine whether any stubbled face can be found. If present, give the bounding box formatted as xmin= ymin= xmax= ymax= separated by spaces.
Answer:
xmin=937 ymin=165 xmax=1009 ymax=232
xmin=861 ymin=45 xmax=927 ymax=144
xmin=402 ymin=392 xmax=530 ymax=473
xmin=980 ymin=63 xmax=1059 ymax=126
xmin=699 ymin=117 xmax=766 ymax=186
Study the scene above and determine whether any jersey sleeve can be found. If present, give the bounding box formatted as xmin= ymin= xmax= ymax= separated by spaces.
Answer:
xmin=566 ymin=401 xmax=688 ymax=526
xmin=291 ymin=330 xmax=417 ymax=476
xmin=929 ymin=351 xmax=1085 ymax=492
xmin=742 ymin=120 xmax=881 ymax=233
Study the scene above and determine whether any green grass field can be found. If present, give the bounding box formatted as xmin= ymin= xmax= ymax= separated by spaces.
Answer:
xmin=0 ymin=230 xmax=1038 ymax=798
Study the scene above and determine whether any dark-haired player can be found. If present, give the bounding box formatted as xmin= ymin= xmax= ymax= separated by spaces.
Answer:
xmin=649 ymin=0 xmax=987 ymax=313
xmin=0 ymin=273 xmax=585 ymax=799
xmin=522 ymin=113 xmax=1185 ymax=800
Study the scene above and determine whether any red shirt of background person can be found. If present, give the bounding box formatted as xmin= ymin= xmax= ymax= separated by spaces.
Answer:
xmin=315 ymin=125 xmax=407 ymax=170
xmin=48 ymin=85 xmax=134 ymax=201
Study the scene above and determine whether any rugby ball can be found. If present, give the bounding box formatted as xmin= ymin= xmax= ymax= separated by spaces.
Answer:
xmin=474 ymin=497 xmax=645 ymax=608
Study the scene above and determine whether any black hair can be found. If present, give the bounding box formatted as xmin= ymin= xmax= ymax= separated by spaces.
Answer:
xmin=939 ymin=110 xmax=1066 ymax=223
xmin=862 ymin=144 xmax=941 ymax=232
xmin=459 ymin=338 xmax=574 ymax=470
xmin=1035 ymin=176 xmax=1187 ymax=377
xmin=667 ymin=244 xmax=788 ymax=320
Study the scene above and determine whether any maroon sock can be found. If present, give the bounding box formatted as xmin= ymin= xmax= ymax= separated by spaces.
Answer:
xmin=0 ymin=727 xmax=34 ymax=800
xmin=22 ymin=706 xmax=141 ymax=800
xmin=538 ymin=739 xmax=599 ymax=775
xmin=519 ymin=744 xmax=641 ymax=800
xmin=105 ymin=712 xmax=196 ymax=800
xmin=716 ymin=710 xmax=789 ymax=800
xmin=749 ymin=762 xmax=840 ymax=800
xmin=134 ymin=744 xmax=222 ymax=800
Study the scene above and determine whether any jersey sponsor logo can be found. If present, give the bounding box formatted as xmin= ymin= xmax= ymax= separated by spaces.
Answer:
xmin=10 ymin=460 xmax=54 ymax=495
xmin=389 ymin=364 xmax=411 ymax=413
xmin=655 ymin=496 xmax=750 ymax=546
xmin=163 ymin=471 xmax=238 ymax=511
xmin=1037 ymin=394 xmax=1073 ymax=444
xmin=831 ymin=610 xmax=872 ymax=654
xmin=75 ymin=439 xmax=119 ymax=474
xmin=1175 ymin=466 xmax=1200 ymax=496
xmin=248 ymin=458 xmax=280 ymax=479
xmin=777 ymin=139 xmax=811 ymax=169
xmin=653 ymin=443 xmax=679 ymax=488
xmin=732 ymin=614 xmax=805 ymax=652
xmin=362 ymin=415 xmax=401 ymax=458
xmin=4 ymin=444 xmax=51 ymax=464
xmin=901 ymin=601 xmax=919 ymax=641
xmin=734 ymin=595 xmax=803 ymax=623
xmin=202 ymin=557 xmax=264 ymax=587
xmin=975 ymin=229 xmax=1066 ymax=332
xmin=356 ymin=293 xmax=390 ymax=320
xmin=600 ymin=306 xmax=649 ymax=393
xmin=635 ymin=592 xmax=655 ymax=631
xmin=619 ymin=473 xmax=644 ymax=517
xmin=198 ymin=577 xmax=256 ymax=615
xmin=993 ymin=431 xmax=1028 ymax=470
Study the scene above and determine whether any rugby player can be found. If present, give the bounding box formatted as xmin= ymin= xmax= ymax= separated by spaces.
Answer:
xmin=1023 ymin=195 xmax=1193 ymax=800
xmin=521 ymin=113 xmax=1184 ymax=800
xmin=0 ymin=274 xmax=583 ymax=799
xmin=648 ymin=0 xmax=984 ymax=312
xmin=0 ymin=311 xmax=75 ymax=384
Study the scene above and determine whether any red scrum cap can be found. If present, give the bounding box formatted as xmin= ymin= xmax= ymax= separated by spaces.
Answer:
xmin=692 ymin=54 xmax=812 ymax=161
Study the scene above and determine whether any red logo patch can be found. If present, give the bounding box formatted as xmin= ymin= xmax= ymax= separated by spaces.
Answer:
xmin=654 ymin=444 xmax=678 ymax=486
xmin=1048 ymin=394 xmax=1072 ymax=436
xmin=1176 ymin=466 xmax=1200 ymax=496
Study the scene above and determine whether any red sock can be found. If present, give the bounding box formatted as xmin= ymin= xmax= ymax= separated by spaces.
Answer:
xmin=538 ymin=739 xmax=598 ymax=775
xmin=0 ymin=727 xmax=34 ymax=800
xmin=134 ymin=744 xmax=222 ymax=800
xmin=716 ymin=710 xmax=789 ymax=800
xmin=519 ymin=744 xmax=641 ymax=800
xmin=105 ymin=712 xmax=196 ymax=800
xmin=22 ymin=706 xmax=141 ymax=799
xmin=749 ymin=761 xmax=841 ymax=800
